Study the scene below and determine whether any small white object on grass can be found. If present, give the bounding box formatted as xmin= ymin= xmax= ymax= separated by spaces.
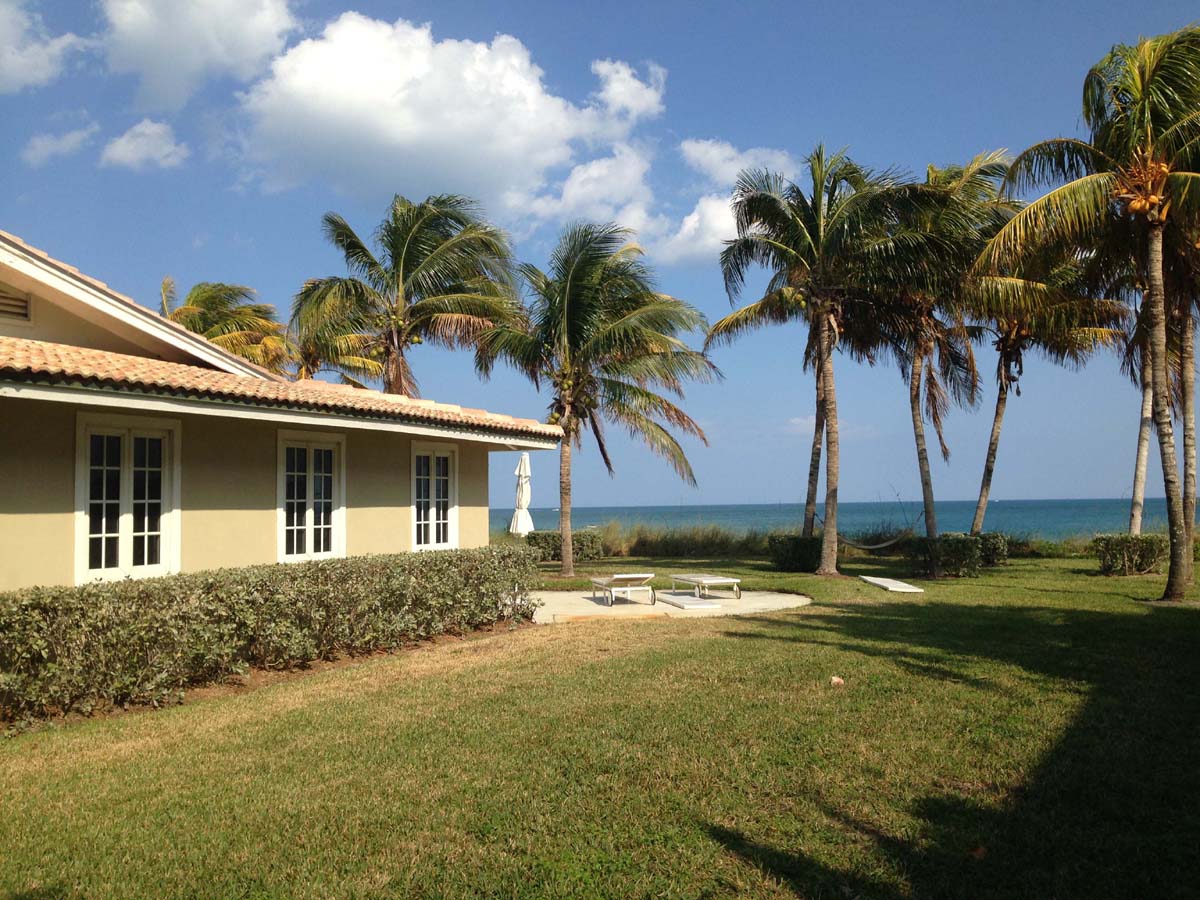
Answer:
xmin=830 ymin=676 xmax=845 ymax=687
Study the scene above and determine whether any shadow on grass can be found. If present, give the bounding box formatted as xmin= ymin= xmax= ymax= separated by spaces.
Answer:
xmin=708 ymin=600 xmax=1200 ymax=899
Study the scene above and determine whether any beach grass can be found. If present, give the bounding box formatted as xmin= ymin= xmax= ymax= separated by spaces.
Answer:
xmin=2 ymin=557 xmax=1198 ymax=898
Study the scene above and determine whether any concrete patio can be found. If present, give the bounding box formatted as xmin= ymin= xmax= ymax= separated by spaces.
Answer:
xmin=531 ymin=588 xmax=811 ymax=624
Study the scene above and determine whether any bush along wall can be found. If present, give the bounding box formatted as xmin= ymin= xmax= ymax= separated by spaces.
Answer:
xmin=908 ymin=533 xmax=982 ymax=577
xmin=525 ymin=529 xmax=604 ymax=562
xmin=1092 ymin=534 xmax=1168 ymax=575
xmin=767 ymin=534 xmax=823 ymax=572
xmin=0 ymin=545 xmax=539 ymax=722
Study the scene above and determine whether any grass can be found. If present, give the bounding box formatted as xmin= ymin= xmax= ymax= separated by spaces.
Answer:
xmin=2 ymin=557 xmax=1199 ymax=898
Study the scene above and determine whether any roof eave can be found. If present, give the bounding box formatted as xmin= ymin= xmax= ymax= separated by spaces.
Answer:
xmin=0 ymin=376 xmax=562 ymax=450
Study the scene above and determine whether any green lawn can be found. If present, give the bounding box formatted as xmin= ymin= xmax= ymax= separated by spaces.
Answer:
xmin=3 ymin=557 xmax=1199 ymax=899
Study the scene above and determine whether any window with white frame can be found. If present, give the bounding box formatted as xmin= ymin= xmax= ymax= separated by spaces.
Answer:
xmin=75 ymin=414 xmax=180 ymax=583
xmin=278 ymin=432 xmax=345 ymax=561
xmin=413 ymin=444 xmax=457 ymax=549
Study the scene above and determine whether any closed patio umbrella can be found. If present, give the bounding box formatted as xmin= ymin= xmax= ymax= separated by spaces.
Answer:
xmin=509 ymin=452 xmax=535 ymax=536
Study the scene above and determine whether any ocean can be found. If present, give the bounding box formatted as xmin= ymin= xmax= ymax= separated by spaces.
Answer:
xmin=488 ymin=497 xmax=1168 ymax=540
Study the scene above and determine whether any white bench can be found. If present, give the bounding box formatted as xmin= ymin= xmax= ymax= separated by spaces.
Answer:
xmin=670 ymin=574 xmax=742 ymax=600
xmin=590 ymin=573 xmax=656 ymax=607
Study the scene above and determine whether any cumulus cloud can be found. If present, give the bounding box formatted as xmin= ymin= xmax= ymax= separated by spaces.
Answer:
xmin=652 ymin=194 xmax=735 ymax=265
xmin=680 ymin=138 xmax=796 ymax=187
xmin=237 ymin=12 xmax=666 ymax=218
xmin=0 ymin=0 xmax=89 ymax=93
xmin=103 ymin=0 xmax=296 ymax=109
xmin=21 ymin=122 xmax=99 ymax=167
xmin=100 ymin=119 xmax=189 ymax=170
xmin=529 ymin=143 xmax=665 ymax=234
xmin=591 ymin=59 xmax=665 ymax=121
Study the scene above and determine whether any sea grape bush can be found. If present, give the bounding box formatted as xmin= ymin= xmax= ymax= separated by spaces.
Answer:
xmin=0 ymin=545 xmax=539 ymax=721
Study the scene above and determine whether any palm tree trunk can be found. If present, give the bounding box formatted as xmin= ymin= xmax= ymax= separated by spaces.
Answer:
xmin=909 ymin=347 xmax=939 ymax=575
xmin=558 ymin=437 xmax=574 ymax=577
xmin=1129 ymin=351 xmax=1153 ymax=535
xmin=802 ymin=377 xmax=824 ymax=537
xmin=1180 ymin=306 xmax=1195 ymax=583
xmin=971 ymin=380 xmax=1007 ymax=535
xmin=817 ymin=314 xmax=840 ymax=575
xmin=1146 ymin=221 xmax=1188 ymax=600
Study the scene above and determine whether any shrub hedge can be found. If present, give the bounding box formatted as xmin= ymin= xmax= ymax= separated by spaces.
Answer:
xmin=0 ymin=545 xmax=539 ymax=721
xmin=766 ymin=534 xmax=823 ymax=572
xmin=525 ymin=529 xmax=604 ymax=562
xmin=979 ymin=532 xmax=1009 ymax=567
xmin=908 ymin=533 xmax=982 ymax=577
xmin=1092 ymin=533 xmax=1168 ymax=575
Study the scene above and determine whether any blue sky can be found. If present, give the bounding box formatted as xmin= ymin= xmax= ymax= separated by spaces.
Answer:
xmin=3 ymin=1 xmax=1196 ymax=509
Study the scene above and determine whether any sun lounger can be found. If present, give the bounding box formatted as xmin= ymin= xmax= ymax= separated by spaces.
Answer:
xmin=670 ymin=574 xmax=742 ymax=599
xmin=590 ymin=573 xmax=656 ymax=607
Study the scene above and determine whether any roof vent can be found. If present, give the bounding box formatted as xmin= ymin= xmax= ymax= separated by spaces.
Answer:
xmin=0 ymin=290 xmax=30 ymax=322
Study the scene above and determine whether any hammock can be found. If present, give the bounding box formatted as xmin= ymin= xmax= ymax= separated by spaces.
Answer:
xmin=812 ymin=508 xmax=924 ymax=551
xmin=837 ymin=529 xmax=915 ymax=551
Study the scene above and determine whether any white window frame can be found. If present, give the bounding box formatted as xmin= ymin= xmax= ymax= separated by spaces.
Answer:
xmin=276 ymin=429 xmax=347 ymax=563
xmin=74 ymin=412 xmax=182 ymax=585
xmin=411 ymin=442 xmax=458 ymax=551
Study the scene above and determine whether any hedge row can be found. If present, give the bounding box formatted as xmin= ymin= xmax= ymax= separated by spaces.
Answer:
xmin=766 ymin=534 xmax=823 ymax=572
xmin=525 ymin=530 xmax=604 ymax=562
xmin=0 ymin=545 xmax=539 ymax=721
xmin=1092 ymin=533 xmax=1168 ymax=575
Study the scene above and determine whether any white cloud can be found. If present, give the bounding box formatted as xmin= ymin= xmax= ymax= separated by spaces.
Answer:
xmin=100 ymin=119 xmax=189 ymax=170
xmin=653 ymin=193 xmax=734 ymax=265
xmin=591 ymin=59 xmax=665 ymax=121
xmin=529 ymin=143 xmax=664 ymax=235
xmin=238 ymin=13 xmax=666 ymax=219
xmin=103 ymin=0 xmax=296 ymax=109
xmin=680 ymin=138 xmax=796 ymax=187
xmin=21 ymin=122 xmax=99 ymax=167
xmin=0 ymin=0 xmax=88 ymax=93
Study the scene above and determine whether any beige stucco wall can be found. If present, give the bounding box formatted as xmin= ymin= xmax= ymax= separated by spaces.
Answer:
xmin=0 ymin=396 xmax=497 ymax=591
xmin=0 ymin=287 xmax=150 ymax=356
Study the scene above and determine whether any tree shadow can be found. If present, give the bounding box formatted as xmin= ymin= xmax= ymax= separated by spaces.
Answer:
xmin=705 ymin=599 xmax=1200 ymax=898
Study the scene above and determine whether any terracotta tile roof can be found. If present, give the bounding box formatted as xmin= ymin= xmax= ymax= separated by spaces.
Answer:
xmin=0 ymin=229 xmax=284 ymax=381
xmin=0 ymin=336 xmax=562 ymax=442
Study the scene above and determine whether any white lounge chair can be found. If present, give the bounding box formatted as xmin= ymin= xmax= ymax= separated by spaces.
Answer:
xmin=670 ymin=573 xmax=742 ymax=599
xmin=590 ymin=573 xmax=656 ymax=607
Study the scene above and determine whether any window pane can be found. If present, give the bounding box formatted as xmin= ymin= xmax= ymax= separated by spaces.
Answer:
xmin=89 ymin=503 xmax=103 ymax=535
xmin=103 ymin=536 xmax=118 ymax=568
xmin=134 ymin=437 xmax=146 ymax=468
xmin=148 ymin=439 xmax=162 ymax=468
xmin=134 ymin=470 xmax=146 ymax=502
xmin=133 ymin=536 xmax=145 ymax=567
xmin=147 ymin=535 xmax=160 ymax=566
xmin=90 ymin=434 xmax=103 ymax=463
xmin=105 ymin=435 xmax=120 ymax=466
xmin=89 ymin=537 xmax=102 ymax=570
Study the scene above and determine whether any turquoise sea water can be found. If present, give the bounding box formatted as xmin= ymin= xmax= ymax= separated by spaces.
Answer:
xmin=489 ymin=498 xmax=1169 ymax=540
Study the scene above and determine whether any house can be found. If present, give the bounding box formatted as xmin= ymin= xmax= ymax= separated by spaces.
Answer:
xmin=0 ymin=230 xmax=560 ymax=592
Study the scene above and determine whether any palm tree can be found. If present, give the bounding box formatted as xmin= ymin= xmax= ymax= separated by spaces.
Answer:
xmin=160 ymin=277 xmax=289 ymax=374
xmin=292 ymin=194 xmax=518 ymax=396
xmin=287 ymin=327 xmax=383 ymax=387
xmin=968 ymin=271 xmax=1127 ymax=533
xmin=708 ymin=147 xmax=906 ymax=574
xmin=873 ymin=153 xmax=1019 ymax=564
xmin=477 ymin=223 xmax=715 ymax=576
xmin=979 ymin=27 xmax=1200 ymax=599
